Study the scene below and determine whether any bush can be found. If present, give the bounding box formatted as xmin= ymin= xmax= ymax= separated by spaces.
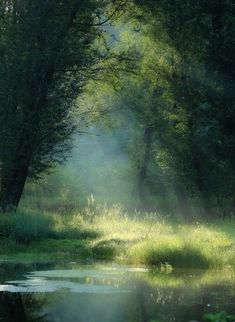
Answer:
xmin=0 ymin=211 xmax=53 ymax=243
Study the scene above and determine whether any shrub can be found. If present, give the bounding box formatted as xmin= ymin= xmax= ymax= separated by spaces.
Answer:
xmin=0 ymin=211 xmax=53 ymax=243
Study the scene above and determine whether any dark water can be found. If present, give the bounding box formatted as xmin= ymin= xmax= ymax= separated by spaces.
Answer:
xmin=0 ymin=261 xmax=235 ymax=322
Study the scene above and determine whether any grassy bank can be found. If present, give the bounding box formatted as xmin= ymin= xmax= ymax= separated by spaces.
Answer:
xmin=0 ymin=203 xmax=235 ymax=269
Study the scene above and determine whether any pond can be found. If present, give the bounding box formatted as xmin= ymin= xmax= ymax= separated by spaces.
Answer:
xmin=0 ymin=261 xmax=235 ymax=322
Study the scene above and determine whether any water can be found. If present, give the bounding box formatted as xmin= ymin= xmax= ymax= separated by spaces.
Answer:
xmin=0 ymin=261 xmax=235 ymax=322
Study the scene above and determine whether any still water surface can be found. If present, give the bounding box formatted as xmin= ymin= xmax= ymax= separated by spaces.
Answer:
xmin=0 ymin=261 xmax=235 ymax=322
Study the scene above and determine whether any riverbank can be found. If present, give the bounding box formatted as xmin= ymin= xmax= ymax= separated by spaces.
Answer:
xmin=0 ymin=204 xmax=235 ymax=269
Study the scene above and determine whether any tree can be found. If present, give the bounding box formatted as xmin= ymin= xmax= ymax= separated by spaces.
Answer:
xmin=132 ymin=0 xmax=235 ymax=215
xmin=27 ymin=0 xmax=234 ymax=217
xmin=0 ymin=0 xmax=127 ymax=211
xmin=75 ymin=24 xmax=172 ymax=209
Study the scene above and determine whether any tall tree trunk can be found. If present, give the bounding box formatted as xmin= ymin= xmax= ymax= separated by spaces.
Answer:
xmin=191 ymin=151 xmax=210 ymax=216
xmin=138 ymin=125 xmax=153 ymax=207
xmin=0 ymin=125 xmax=33 ymax=213
xmin=174 ymin=184 xmax=193 ymax=222
xmin=0 ymin=154 xmax=30 ymax=212
xmin=188 ymin=115 xmax=209 ymax=216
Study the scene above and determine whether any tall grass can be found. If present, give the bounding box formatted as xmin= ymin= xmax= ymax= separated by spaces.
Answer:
xmin=88 ymin=208 xmax=235 ymax=269
xmin=0 ymin=202 xmax=235 ymax=269
xmin=0 ymin=211 xmax=52 ymax=243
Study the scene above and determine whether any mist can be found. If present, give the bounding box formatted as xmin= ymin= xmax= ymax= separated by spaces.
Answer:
xmin=22 ymin=120 xmax=140 ymax=209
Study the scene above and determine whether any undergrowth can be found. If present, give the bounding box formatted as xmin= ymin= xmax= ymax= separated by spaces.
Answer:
xmin=0 ymin=201 xmax=235 ymax=269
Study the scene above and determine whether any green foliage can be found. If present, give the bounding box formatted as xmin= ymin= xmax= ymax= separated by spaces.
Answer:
xmin=204 ymin=312 xmax=235 ymax=322
xmin=71 ymin=0 xmax=234 ymax=216
xmin=0 ymin=212 xmax=53 ymax=243
xmin=129 ymin=0 xmax=235 ymax=213
xmin=0 ymin=0 xmax=234 ymax=218
xmin=1 ymin=204 xmax=235 ymax=269
xmin=0 ymin=0 xmax=127 ymax=210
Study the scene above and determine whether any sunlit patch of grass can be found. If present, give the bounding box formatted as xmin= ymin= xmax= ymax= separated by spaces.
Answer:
xmin=88 ymin=205 xmax=235 ymax=269
xmin=127 ymin=239 xmax=210 ymax=269
xmin=1 ymin=203 xmax=235 ymax=269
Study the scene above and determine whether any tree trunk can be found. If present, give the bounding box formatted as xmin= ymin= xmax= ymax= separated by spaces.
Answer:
xmin=138 ymin=125 xmax=153 ymax=207
xmin=192 ymin=153 xmax=210 ymax=216
xmin=188 ymin=116 xmax=209 ymax=216
xmin=0 ymin=152 xmax=31 ymax=212
xmin=174 ymin=185 xmax=193 ymax=222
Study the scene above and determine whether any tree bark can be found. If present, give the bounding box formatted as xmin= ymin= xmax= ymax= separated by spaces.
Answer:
xmin=0 ymin=153 xmax=31 ymax=212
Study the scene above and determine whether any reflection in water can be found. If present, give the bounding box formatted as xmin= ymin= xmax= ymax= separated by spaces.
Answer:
xmin=0 ymin=264 xmax=235 ymax=322
xmin=0 ymin=292 xmax=25 ymax=322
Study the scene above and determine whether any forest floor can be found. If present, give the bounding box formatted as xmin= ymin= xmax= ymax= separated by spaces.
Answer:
xmin=0 ymin=203 xmax=235 ymax=270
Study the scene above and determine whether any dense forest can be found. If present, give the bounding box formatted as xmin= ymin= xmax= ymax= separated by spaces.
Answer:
xmin=0 ymin=0 xmax=234 ymax=219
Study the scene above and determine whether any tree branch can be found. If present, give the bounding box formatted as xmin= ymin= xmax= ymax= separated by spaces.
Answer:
xmin=79 ymin=0 xmax=129 ymax=27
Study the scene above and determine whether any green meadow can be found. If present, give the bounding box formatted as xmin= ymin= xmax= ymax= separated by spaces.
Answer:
xmin=1 ymin=203 xmax=234 ymax=271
